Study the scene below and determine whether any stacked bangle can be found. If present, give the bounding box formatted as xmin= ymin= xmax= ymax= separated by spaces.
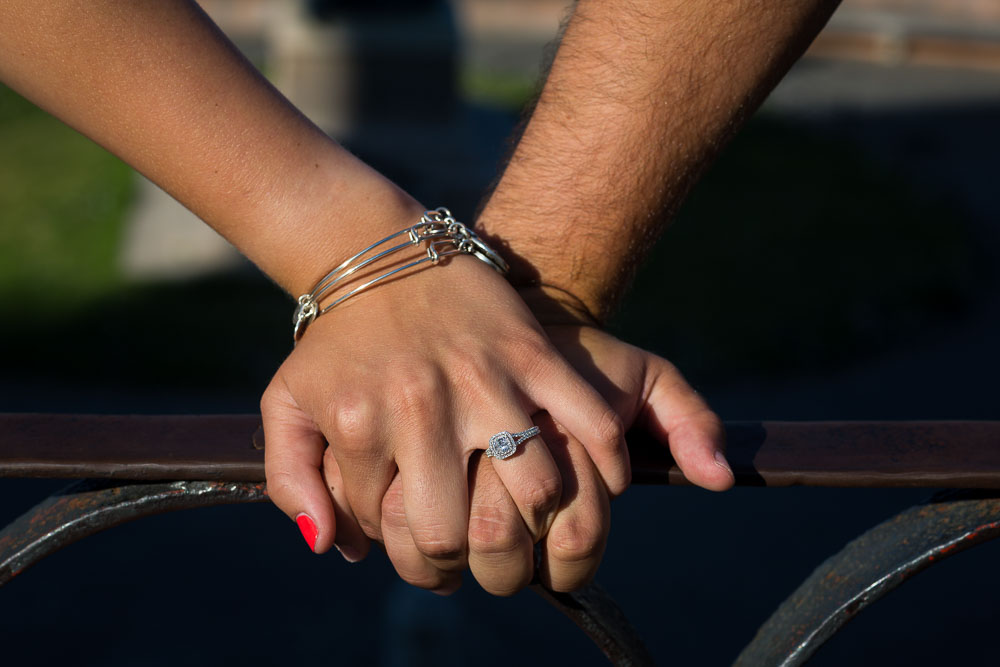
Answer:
xmin=292 ymin=207 xmax=508 ymax=341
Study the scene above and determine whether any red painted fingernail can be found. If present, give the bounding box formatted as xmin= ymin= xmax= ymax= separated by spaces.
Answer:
xmin=295 ymin=513 xmax=318 ymax=552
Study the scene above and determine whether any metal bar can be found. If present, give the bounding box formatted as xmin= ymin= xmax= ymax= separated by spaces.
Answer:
xmin=0 ymin=474 xmax=647 ymax=666
xmin=0 ymin=414 xmax=265 ymax=481
xmin=5 ymin=415 xmax=1000 ymax=665
xmin=532 ymin=582 xmax=655 ymax=666
xmin=0 ymin=478 xmax=268 ymax=587
xmin=3 ymin=415 xmax=999 ymax=488
xmin=631 ymin=421 xmax=1000 ymax=488
xmin=733 ymin=490 xmax=1000 ymax=666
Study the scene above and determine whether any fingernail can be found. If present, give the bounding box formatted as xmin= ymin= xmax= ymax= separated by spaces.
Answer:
xmin=714 ymin=450 xmax=733 ymax=475
xmin=335 ymin=544 xmax=362 ymax=563
xmin=295 ymin=513 xmax=318 ymax=552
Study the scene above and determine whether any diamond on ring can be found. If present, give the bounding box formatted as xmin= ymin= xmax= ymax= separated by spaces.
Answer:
xmin=486 ymin=426 xmax=541 ymax=460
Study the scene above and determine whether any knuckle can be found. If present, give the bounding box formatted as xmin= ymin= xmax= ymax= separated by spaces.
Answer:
xmin=259 ymin=379 xmax=293 ymax=420
xmin=596 ymin=409 xmax=629 ymax=494
xmin=390 ymin=367 xmax=444 ymax=422
xmin=468 ymin=506 xmax=523 ymax=557
xmin=518 ymin=328 xmax=553 ymax=358
xmin=450 ymin=351 xmax=498 ymax=403
xmin=513 ymin=333 xmax=556 ymax=380
xmin=549 ymin=517 xmax=605 ymax=565
xmin=380 ymin=487 xmax=408 ymax=531
xmin=327 ymin=392 xmax=376 ymax=446
xmin=519 ymin=474 xmax=563 ymax=520
xmin=259 ymin=384 xmax=278 ymax=414
xmin=400 ymin=365 xmax=443 ymax=400
xmin=264 ymin=468 xmax=298 ymax=510
xmin=358 ymin=517 xmax=382 ymax=542
xmin=411 ymin=530 xmax=466 ymax=563
xmin=597 ymin=410 xmax=626 ymax=449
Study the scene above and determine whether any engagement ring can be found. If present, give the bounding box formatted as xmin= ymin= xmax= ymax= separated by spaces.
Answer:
xmin=486 ymin=426 xmax=541 ymax=460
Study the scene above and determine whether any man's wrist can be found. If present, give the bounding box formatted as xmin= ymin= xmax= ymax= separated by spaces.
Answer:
xmin=475 ymin=212 xmax=613 ymax=325
xmin=518 ymin=285 xmax=602 ymax=328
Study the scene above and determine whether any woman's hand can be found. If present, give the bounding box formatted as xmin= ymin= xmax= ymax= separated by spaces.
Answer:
xmin=260 ymin=251 xmax=629 ymax=593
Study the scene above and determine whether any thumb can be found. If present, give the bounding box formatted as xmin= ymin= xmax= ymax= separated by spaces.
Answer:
xmin=640 ymin=355 xmax=734 ymax=492
xmin=261 ymin=377 xmax=338 ymax=554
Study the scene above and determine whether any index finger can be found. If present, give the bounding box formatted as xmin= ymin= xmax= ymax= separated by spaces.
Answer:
xmin=519 ymin=349 xmax=630 ymax=496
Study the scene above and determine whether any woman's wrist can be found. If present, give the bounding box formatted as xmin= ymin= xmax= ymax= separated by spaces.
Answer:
xmin=226 ymin=144 xmax=428 ymax=298
xmin=291 ymin=207 xmax=509 ymax=341
xmin=277 ymin=190 xmax=428 ymax=299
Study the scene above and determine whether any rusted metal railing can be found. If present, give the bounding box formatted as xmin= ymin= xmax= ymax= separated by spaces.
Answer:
xmin=2 ymin=414 xmax=998 ymax=665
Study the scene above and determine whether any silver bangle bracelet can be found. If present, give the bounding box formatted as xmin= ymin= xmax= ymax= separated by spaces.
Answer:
xmin=292 ymin=207 xmax=509 ymax=341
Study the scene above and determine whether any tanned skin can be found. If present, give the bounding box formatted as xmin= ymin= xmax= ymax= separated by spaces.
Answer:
xmin=480 ymin=0 xmax=841 ymax=323
xmin=466 ymin=0 xmax=841 ymax=589
xmin=0 ymin=0 xmax=838 ymax=595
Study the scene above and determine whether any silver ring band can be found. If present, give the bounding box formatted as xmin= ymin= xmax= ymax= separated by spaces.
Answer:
xmin=486 ymin=426 xmax=541 ymax=460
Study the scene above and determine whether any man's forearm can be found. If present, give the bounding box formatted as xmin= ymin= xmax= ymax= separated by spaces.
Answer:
xmin=476 ymin=0 xmax=841 ymax=322
xmin=0 ymin=0 xmax=423 ymax=296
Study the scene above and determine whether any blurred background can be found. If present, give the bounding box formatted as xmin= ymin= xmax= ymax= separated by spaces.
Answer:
xmin=1 ymin=0 xmax=998 ymax=664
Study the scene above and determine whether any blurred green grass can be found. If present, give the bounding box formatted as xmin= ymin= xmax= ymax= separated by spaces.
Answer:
xmin=0 ymin=83 xmax=133 ymax=319
xmin=460 ymin=68 xmax=540 ymax=111
xmin=0 ymin=82 xmax=289 ymax=393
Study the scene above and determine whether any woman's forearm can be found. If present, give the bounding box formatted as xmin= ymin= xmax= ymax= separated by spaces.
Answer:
xmin=0 ymin=0 xmax=421 ymax=295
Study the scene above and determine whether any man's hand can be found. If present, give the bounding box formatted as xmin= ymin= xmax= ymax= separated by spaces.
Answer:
xmin=526 ymin=323 xmax=732 ymax=591
xmin=544 ymin=324 xmax=733 ymax=492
